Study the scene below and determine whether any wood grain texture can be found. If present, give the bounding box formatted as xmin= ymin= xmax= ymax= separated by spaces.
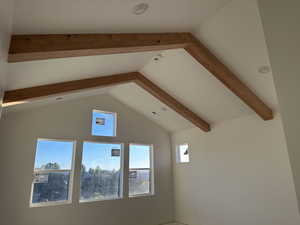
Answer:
xmin=3 ymin=72 xmax=138 ymax=104
xmin=7 ymin=32 xmax=273 ymax=120
xmin=3 ymin=72 xmax=210 ymax=132
xmin=185 ymin=36 xmax=273 ymax=120
xmin=8 ymin=33 xmax=191 ymax=62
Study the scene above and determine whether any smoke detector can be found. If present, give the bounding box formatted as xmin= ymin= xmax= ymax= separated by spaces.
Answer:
xmin=133 ymin=3 xmax=149 ymax=15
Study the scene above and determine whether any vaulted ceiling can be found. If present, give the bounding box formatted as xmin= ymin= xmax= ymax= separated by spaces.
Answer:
xmin=3 ymin=0 xmax=279 ymax=133
xmin=12 ymin=0 xmax=231 ymax=34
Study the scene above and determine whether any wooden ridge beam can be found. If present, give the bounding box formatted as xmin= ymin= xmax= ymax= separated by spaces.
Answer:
xmin=8 ymin=32 xmax=273 ymax=120
xmin=3 ymin=72 xmax=211 ymax=132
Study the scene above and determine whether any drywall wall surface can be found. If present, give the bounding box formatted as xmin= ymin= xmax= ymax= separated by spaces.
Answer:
xmin=257 ymin=0 xmax=300 ymax=211
xmin=172 ymin=114 xmax=300 ymax=225
xmin=194 ymin=0 xmax=279 ymax=113
xmin=0 ymin=0 xmax=14 ymax=118
xmin=0 ymin=94 xmax=173 ymax=225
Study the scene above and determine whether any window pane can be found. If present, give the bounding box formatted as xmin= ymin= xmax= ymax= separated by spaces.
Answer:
xmin=179 ymin=144 xmax=189 ymax=163
xmin=34 ymin=140 xmax=74 ymax=170
xmin=32 ymin=172 xmax=70 ymax=203
xmin=129 ymin=144 xmax=150 ymax=169
xmin=92 ymin=110 xmax=116 ymax=137
xmin=80 ymin=142 xmax=122 ymax=201
xmin=129 ymin=144 xmax=152 ymax=196
xmin=129 ymin=169 xmax=151 ymax=196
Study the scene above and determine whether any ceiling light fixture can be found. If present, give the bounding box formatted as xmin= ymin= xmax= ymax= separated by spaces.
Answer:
xmin=152 ymin=111 xmax=158 ymax=116
xmin=153 ymin=53 xmax=163 ymax=62
xmin=133 ymin=3 xmax=149 ymax=15
xmin=258 ymin=65 xmax=271 ymax=74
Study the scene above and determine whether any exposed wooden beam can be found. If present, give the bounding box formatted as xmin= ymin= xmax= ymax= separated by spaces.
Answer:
xmin=3 ymin=72 xmax=138 ymax=104
xmin=8 ymin=32 xmax=273 ymax=120
xmin=8 ymin=33 xmax=192 ymax=62
xmin=184 ymin=37 xmax=273 ymax=120
xmin=3 ymin=72 xmax=210 ymax=132
xmin=134 ymin=73 xmax=210 ymax=132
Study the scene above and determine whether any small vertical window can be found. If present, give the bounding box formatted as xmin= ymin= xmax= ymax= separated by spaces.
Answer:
xmin=80 ymin=142 xmax=123 ymax=202
xmin=129 ymin=144 xmax=154 ymax=197
xmin=177 ymin=144 xmax=190 ymax=163
xmin=92 ymin=110 xmax=117 ymax=137
xmin=30 ymin=139 xmax=76 ymax=207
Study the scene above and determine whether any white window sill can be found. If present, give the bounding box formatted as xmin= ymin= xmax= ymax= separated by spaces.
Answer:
xmin=30 ymin=200 xmax=72 ymax=208
xmin=79 ymin=196 xmax=123 ymax=204
xmin=129 ymin=193 xmax=155 ymax=199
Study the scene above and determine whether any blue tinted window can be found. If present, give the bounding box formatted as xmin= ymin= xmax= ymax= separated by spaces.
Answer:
xmin=129 ymin=144 xmax=153 ymax=196
xmin=92 ymin=110 xmax=116 ymax=137
xmin=34 ymin=140 xmax=74 ymax=170
xmin=129 ymin=144 xmax=151 ymax=168
xmin=80 ymin=142 xmax=122 ymax=201
xmin=31 ymin=139 xmax=75 ymax=205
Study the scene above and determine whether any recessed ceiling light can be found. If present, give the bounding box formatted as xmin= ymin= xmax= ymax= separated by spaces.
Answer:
xmin=258 ymin=65 xmax=271 ymax=74
xmin=133 ymin=3 xmax=149 ymax=15
xmin=152 ymin=111 xmax=158 ymax=116
xmin=153 ymin=53 xmax=163 ymax=62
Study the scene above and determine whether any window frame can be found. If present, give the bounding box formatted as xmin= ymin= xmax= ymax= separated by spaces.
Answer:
xmin=91 ymin=109 xmax=117 ymax=137
xmin=128 ymin=143 xmax=155 ymax=198
xmin=176 ymin=143 xmax=190 ymax=164
xmin=29 ymin=138 xmax=77 ymax=208
xmin=79 ymin=140 xmax=124 ymax=203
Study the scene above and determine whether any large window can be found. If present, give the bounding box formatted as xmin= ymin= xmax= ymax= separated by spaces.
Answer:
xmin=129 ymin=144 xmax=154 ymax=197
xmin=92 ymin=110 xmax=117 ymax=137
xmin=80 ymin=142 xmax=123 ymax=202
xmin=30 ymin=139 xmax=76 ymax=207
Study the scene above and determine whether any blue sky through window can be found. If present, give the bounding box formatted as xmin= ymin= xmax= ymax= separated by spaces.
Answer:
xmin=92 ymin=110 xmax=116 ymax=137
xmin=129 ymin=144 xmax=151 ymax=168
xmin=82 ymin=142 xmax=121 ymax=171
xmin=34 ymin=141 xmax=151 ymax=172
xmin=34 ymin=140 xmax=74 ymax=170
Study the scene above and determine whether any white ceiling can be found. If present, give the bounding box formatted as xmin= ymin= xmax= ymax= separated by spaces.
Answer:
xmin=7 ymin=51 xmax=160 ymax=90
xmin=12 ymin=0 xmax=230 ymax=34
xmin=3 ymin=87 xmax=111 ymax=114
xmin=110 ymin=83 xmax=194 ymax=132
xmin=4 ymin=0 xmax=280 ymax=133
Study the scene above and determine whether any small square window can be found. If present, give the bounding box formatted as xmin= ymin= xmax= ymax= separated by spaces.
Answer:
xmin=92 ymin=110 xmax=117 ymax=137
xmin=30 ymin=139 xmax=76 ymax=207
xmin=177 ymin=144 xmax=190 ymax=163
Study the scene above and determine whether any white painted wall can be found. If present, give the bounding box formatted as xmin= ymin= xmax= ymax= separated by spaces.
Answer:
xmin=171 ymin=0 xmax=300 ymax=224
xmin=172 ymin=114 xmax=300 ymax=225
xmin=257 ymin=0 xmax=300 ymax=211
xmin=0 ymin=94 xmax=174 ymax=225
xmin=0 ymin=0 xmax=14 ymax=118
